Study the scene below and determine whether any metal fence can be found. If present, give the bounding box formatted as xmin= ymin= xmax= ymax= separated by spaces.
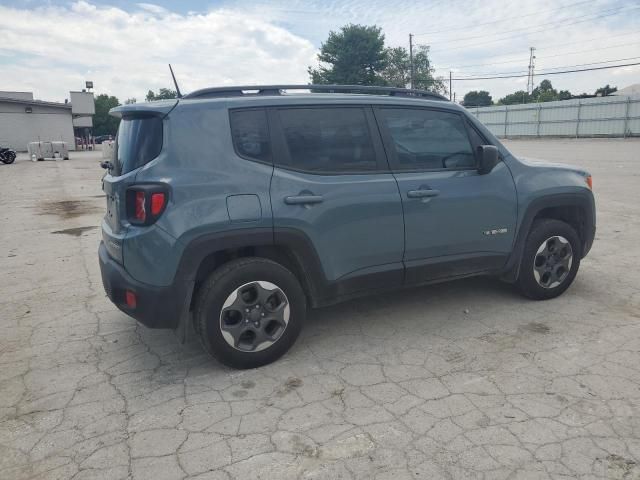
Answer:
xmin=468 ymin=95 xmax=640 ymax=138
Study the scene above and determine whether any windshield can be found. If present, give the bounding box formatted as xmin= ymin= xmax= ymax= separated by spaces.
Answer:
xmin=114 ymin=116 xmax=163 ymax=175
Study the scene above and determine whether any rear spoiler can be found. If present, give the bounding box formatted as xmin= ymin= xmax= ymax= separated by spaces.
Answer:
xmin=109 ymin=99 xmax=178 ymax=119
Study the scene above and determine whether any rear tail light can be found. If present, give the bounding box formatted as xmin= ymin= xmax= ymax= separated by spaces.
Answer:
xmin=150 ymin=192 xmax=166 ymax=216
xmin=134 ymin=191 xmax=146 ymax=222
xmin=126 ymin=185 xmax=169 ymax=225
xmin=586 ymin=175 xmax=593 ymax=190
xmin=125 ymin=290 xmax=137 ymax=309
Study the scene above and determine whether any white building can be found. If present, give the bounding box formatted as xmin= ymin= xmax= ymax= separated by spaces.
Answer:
xmin=0 ymin=90 xmax=95 ymax=151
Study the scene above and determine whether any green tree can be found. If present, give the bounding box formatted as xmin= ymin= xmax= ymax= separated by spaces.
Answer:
xmin=462 ymin=90 xmax=492 ymax=106
xmin=413 ymin=45 xmax=446 ymax=93
xmin=93 ymin=94 xmax=120 ymax=136
xmin=595 ymin=84 xmax=617 ymax=96
xmin=498 ymin=79 xmax=574 ymax=105
xmin=146 ymin=88 xmax=177 ymax=102
xmin=381 ymin=47 xmax=408 ymax=88
xmin=308 ymin=24 xmax=387 ymax=85
xmin=498 ymin=90 xmax=531 ymax=105
xmin=381 ymin=45 xmax=446 ymax=93
xmin=558 ymin=90 xmax=572 ymax=100
xmin=124 ymin=97 xmax=137 ymax=104
xmin=532 ymin=79 xmax=558 ymax=102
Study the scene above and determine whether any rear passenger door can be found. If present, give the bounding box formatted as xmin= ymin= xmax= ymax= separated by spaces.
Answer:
xmin=375 ymin=107 xmax=517 ymax=283
xmin=269 ymin=106 xmax=404 ymax=300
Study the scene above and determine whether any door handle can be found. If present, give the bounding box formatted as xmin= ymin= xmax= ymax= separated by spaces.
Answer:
xmin=284 ymin=195 xmax=324 ymax=205
xmin=407 ymin=189 xmax=440 ymax=199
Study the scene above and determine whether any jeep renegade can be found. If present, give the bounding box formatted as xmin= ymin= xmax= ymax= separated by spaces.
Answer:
xmin=99 ymin=85 xmax=596 ymax=369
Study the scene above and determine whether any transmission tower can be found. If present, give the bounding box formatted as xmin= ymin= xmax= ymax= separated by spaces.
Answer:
xmin=527 ymin=47 xmax=536 ymax=94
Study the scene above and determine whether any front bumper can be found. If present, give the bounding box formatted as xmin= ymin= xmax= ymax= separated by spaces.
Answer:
xmin=99 ymin=242 xmax=188 ymax=329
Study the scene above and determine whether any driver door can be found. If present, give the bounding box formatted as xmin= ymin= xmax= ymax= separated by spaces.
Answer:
xmin=374 ymin=106 xmax=517 ymax=284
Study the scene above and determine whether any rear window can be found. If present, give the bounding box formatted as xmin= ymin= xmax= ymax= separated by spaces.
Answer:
xmin=114 ymin=116 xmax=163 ymax=175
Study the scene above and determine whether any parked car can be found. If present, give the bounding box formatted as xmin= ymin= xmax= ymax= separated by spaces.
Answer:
xmin=94 ymin=135 xmax=114 ymax=144
xmin=99 ymin=84 xmax=595 ymax=369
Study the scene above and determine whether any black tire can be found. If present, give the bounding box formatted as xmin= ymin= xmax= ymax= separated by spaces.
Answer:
xmin=194 ymin=257 xmax=306 ymax=369
xmin=517 ymin=219 xmax=582 ymax=300
xmin=2 ymin=152 xmax=15 ymax=164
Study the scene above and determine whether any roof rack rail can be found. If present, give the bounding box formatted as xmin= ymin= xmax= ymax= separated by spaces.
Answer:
xmin=182 ymin=84 xmax=448 ymax=101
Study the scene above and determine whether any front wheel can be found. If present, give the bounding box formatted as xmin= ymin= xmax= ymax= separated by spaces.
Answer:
xmin=517 ymin=219 xmax=582 ymax=300
xmin=194 ymin=258 xmax=306 ymax=369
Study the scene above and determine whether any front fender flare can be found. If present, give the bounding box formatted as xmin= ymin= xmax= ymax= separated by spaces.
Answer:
xmin=501 ymin=192 xmax=595 ymax=282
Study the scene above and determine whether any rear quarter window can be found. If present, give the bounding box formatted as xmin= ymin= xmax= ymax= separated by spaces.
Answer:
xmin=229 ymin=109 xmax=271 ymax=163
xmin=115 ymin=116 xmax=163 ymax=175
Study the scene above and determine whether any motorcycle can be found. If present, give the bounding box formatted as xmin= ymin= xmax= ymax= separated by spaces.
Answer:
xmin=0 ymin=146 xmax=16 ymax=164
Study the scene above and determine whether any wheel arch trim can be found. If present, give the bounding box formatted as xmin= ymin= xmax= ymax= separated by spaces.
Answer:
xmin=175 ymin=227 xmax=329 ymax=306
xmin=502 ymin=192 xmax=595 ymax=282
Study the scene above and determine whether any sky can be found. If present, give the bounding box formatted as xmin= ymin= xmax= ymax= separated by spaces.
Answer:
xmin=0 ymin=0 xmax=639 ymax=103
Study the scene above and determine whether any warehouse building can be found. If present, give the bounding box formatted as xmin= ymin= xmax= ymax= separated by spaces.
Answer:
xmin=0 ymin=90 xmax=95 ymax=151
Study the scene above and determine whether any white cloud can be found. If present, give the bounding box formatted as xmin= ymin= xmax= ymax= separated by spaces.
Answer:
xmin=0 ymin=1 xmax=317 ymax=102
xmin=0 ymin=0 xmax=638 ymax=103
xmin=224 ymin=0 xmax=640 ymax=100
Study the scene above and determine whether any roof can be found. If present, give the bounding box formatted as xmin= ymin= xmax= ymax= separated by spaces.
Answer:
xmin=184 ymin=84 xmax=448 ymax=101
xmin=0 ymin=95 xmax=71 ymax=109
xmin=110 ymin=85 xmax=460 ymax=118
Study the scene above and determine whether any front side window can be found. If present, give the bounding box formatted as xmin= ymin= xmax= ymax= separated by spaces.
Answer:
xmin=379 ymin=108 xmax=476 ymax=171
xmin=230 ymin=109 xmax=271 ymax=162
xmin=277 ymin=108 xmax=377 ymax=173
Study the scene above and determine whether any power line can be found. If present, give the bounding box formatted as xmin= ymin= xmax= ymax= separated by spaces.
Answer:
xmin=430 ymin=6 xmax=640 ymax=53
xmin=432 ymin=34 xmax=640 ymax=70
xmin=413 ymin=0 xmax=592 ymax=36
xmin=451 ymin=61 xmax=640 ymax=81
xmin=442 ymin=56 xmax=640 ymax=77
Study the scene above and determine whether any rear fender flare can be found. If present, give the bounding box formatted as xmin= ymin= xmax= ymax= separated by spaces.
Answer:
xmin=176 ymin=227 xmax=328 ymax=305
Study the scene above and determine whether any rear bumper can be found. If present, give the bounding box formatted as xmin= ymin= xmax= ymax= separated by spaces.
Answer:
xmin=583 ymin=224 xmax=595 ymax=258
xmin=99 ymin=242 xmax=189 ymax=329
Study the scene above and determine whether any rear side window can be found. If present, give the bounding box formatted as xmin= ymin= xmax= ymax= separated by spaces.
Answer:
xmin=277 ymin=108 xmax=377 ymax=173
xmin=115 ymin=116 xmax=163 ymax=175
xmin=230 ymin=109 xmax=271 ymax=162
xmin=379 ymin=108 xmax=475 ymax=171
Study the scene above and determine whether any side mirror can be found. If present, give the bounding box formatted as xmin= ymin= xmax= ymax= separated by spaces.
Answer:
xmin=477 ymin=145 xmax=500 ymax=175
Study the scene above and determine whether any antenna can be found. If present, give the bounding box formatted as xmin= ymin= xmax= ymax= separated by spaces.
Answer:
xmin=168 ymin=64 xmax=182 ymax=98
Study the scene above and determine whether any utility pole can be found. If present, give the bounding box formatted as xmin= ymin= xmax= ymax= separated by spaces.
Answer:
xmin=449 ymin=71 xmax=452 ymax=100
xmin=409 ymin=33 xmax=415 ymax=89
xmin=527 ymin=47 xmax=536 ymax=95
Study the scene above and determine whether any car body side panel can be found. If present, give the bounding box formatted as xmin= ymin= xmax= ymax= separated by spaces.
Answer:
xmin=504 ymin=153 xmax=594 ymax=238
xmin=104 ymin=96 xmax=595 ymax=307
xmin=124 ymin=101 xmax=274 ymax=286
xmin=270 ymin=169 xmax=405 ymax=283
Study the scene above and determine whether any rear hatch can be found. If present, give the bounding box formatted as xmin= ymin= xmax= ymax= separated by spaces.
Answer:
xmin=102 ymin=100 xmax=177 ymax=261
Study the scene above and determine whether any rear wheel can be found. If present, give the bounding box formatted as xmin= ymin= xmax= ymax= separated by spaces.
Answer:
xmin=1 ymin=151 xmax=15 ymax=164
xmin=517 ymin=219 xmax=581 ymax=300
xmin=194 ymin=258 xmax=306 ymax=369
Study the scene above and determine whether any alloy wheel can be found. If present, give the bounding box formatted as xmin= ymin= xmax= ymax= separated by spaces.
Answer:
xmin=533 ymin=235 xmax=573 ymax=289
xmin=219 ymin=281 xmax=290 ymax=352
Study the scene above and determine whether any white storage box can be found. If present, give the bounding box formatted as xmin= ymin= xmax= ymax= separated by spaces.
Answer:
xmin=28 ymin=141 xmax=69 ymax=161
xmin=102 ymin=140 xmax=115 ymax=160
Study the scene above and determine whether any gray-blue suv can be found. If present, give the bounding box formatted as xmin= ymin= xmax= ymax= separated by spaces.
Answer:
xmin=99 ymin=85 xmax=596 ymax=369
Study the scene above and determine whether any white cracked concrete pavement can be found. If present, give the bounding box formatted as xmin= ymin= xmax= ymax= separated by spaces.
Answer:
xmin=1 ymin=139 xmax=639 ymax=479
